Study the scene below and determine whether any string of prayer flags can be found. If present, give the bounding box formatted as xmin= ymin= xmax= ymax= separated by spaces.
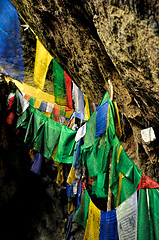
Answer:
xmin=99 ymin=210 xmax=118 ymax=240
xmin=137 ymin=174 xmax=159 ymax=190
xmin=12 ymin=80 xmax=73 ymax=121
xmin=12 ymin=80 xmax=56 ymax=104
xmin=0 ymin=0 xmax=24 ymax=82
xmin=34 ymin=37 xmax=53 ymax=90
xmin=116 ymin=191 xmax=138 ymax=240
xmin=53 ymin=59 xmax=73 ymax=108
xmin=83 ymin=200 xmax=101 ymax=240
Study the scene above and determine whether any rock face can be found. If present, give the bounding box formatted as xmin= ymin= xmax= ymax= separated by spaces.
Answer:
xmin=10 ymin=0 xmax=159 ymax=177
xmin=1 ymin=0 xmax=159 ymax=239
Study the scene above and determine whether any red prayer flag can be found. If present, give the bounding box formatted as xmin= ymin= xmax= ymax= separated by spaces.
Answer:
xmin=137 ymin=174 xmax=159 ymax=190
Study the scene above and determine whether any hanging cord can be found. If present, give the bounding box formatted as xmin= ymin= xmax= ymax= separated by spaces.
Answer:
xmin=18 ymin=12 xmax=36 ymax=36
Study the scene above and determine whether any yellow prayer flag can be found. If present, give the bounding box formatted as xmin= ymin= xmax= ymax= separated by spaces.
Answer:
xmin=34 ymin=99 xmax=41 ymax=109
xmin=83 ymin=94 xmax=90 ymax=121
xmin=66 ymin=166 xmax=77 ymax=185
xmin=84 ymin=200 xmax=101 ymax=240
xmin=68 ymin=197 xmax=74 ymax=214
xmin=34 ymin=37 xmax=53 ymax=90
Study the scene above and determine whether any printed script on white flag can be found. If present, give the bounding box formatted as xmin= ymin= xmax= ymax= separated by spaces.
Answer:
xmin=116 ymin=191 xmax=138 ymax=240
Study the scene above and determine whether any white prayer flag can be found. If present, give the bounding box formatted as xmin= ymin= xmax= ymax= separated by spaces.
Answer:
xmin=116 ymin=191 xmax=138 ymax=240
xmin=141 ymin=127 xmax=156 ymax=143
xmin=75 ymin=123 xmax=86 ymax=142
xmin=46 ymin=102 xmax=54 ymax=113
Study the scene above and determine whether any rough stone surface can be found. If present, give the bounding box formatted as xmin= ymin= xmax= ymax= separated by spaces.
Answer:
xmin=10 ymin=0 xmax=159 ymax=177
xmin=1 ymin=0 xmax=159 ymax=239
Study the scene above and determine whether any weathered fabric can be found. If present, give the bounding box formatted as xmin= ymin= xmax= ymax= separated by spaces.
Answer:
xmin=137 ymin=189 xmax=154 ymax=240
xmin=73 ymin=138 xmax=83 ymax=170
xmin=99 ymin=210 xmax=118 ymax=240
xmin=83 ymin=200 xmax=101 ymax=240
xmin=110 ymin=136 xmax=142 ymax=207
xmin=0 ymin=0 xmax=24 ymax=82
xmin=92 ymin=172 xmax=109 ymax=198
xmin=137 ymin=174 xmax=159 ymax=190
xmin=148 ymin=189 xmax=159 ymax=240
xmin=34 ymin=37 xmax=53 ymax=90
xmin=73 ymin=189 xmax=90 ymax=229
xmin=31 ymin=152 xmax=42 ymax=175
xmin=55 ymin=125 xmax=76 ymax=164
xmin=72 ymin=82 xmax=84 ymax=119
xmin=116 ymin=191 xmax=138 ymax=240
xmin=16 ymin=91 xmax=29 ymax=115
xmin=95 ymin=101 xmax=109 ymax=139
xmin=75 ymin=123 xmax=86 ymax=142
xmin=83 ymin=94 xmax=90 ymax=121
xmin=67 ymin=167 xmax=77 ymax=186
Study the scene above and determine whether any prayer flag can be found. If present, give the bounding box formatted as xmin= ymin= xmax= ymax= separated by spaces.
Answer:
xmin=73 ymin=189 xmax=90 ymax=229
xmin=95 ymin=101 xmax=109 ymax=138
xmin=31 ymin=152 xmax=42 ymax=175
xmin=137 ymin=174 xmax=159 ymax=190
xmin=83 ymin=200 xmax=101 ymax=240
xmin=34 ymin=37 xmax=53 ymax=90
xmin=72 ymin=82 xmax=85 ymax=118
xmin=116 ymin=191 xmax=138 ymax=240
xmin=0 ymin=0 xmax=24 ymax=82
xmin=99 ymin=210 xmax=118 ymax=240
xmin=83 ymin=94 xmax=90 ymax=121
xmin=75 ymin=123 xmax=86 ymax=142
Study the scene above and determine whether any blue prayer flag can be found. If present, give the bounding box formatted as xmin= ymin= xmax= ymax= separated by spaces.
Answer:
xmin=0 ymin=0 xmax=24 ymax=82
xmin=95 ymin=101 xmax=109 ymax=138
xmin=99 ymin=210 xmax=118 ymax=240
xmin=39 ymin=101 xmax=47 ymax=111
xmin=31 ymin=153 xmax=42 ymax=175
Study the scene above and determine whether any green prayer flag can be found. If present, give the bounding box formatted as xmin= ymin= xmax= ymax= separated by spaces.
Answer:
xmin=55 ymin=125 xmax=76 ymax=164
xmin=73 ymin=189 xmax=90 ymax=229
